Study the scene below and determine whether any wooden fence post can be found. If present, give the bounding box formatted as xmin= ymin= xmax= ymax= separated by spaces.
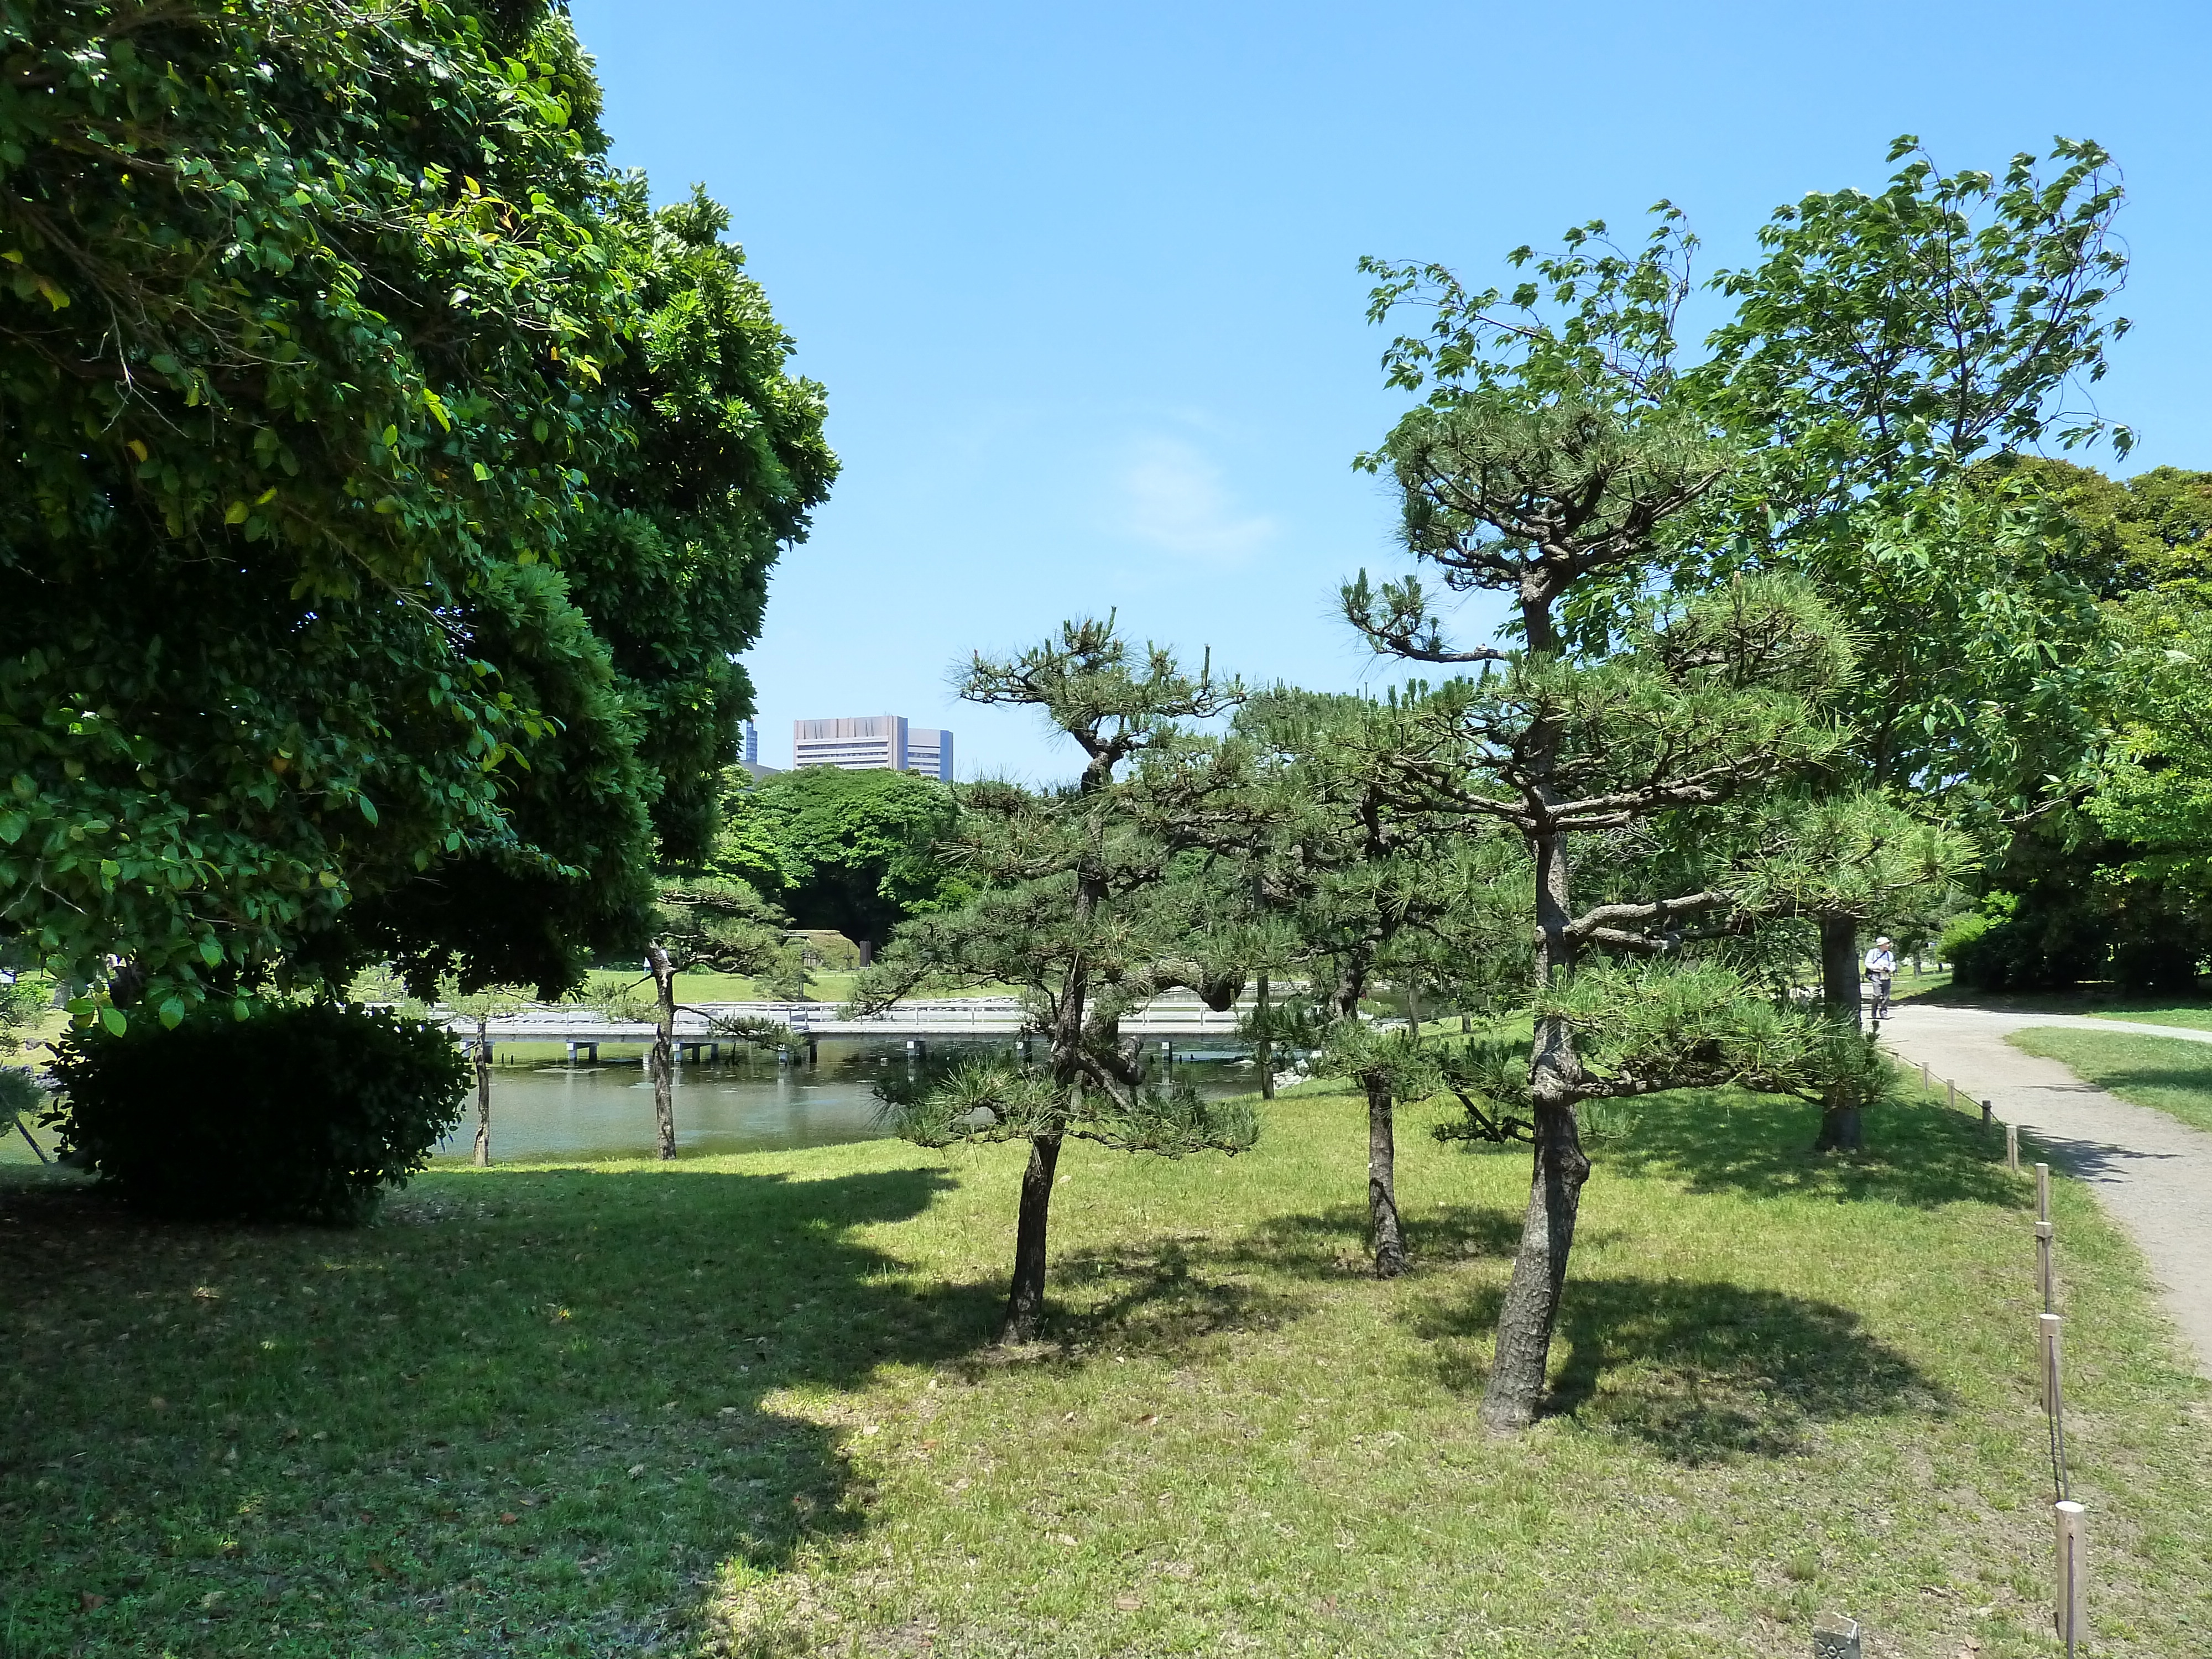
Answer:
xmin=1920 ymin=1060 xmax=1930 ymax=1092
xmin=2036 ymin=1162 xmax=2051 ymax=1223
xmin=2007 ymin=1123 xmax=2020 ymax=1173
xmin=2039 ymin=1311 xmax=2063 ymax=1415
xmin=2037 ymin=1220 xmax=2056 ymax=1314
xmin=1947 ymin=1079 xmax=1957 ymax=1110
xmin=2054 ymin=1500 xmax=2086 ymax=1656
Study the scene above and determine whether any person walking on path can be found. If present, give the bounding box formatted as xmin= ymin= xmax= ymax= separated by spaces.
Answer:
xmin=1879 ymin=1001 xmax=2212 ymax=1378
xmin=1861 ymin=935 xmax=1896 ymax=1022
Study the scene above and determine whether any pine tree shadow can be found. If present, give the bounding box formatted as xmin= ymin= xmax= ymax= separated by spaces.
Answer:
xmin=0 ymin=1161 xmax=994 ymax=1656
xmin=1221 ymin=1201 xmax=1528 ymax=1276
xmin=1411 ymin=1274 xmax=1940 ymax=1463
xmin=1597 ymin=1088 xmax=2021 ymax=1209
xmin=1047 ymin=1233 xmax=1314 ymax=1350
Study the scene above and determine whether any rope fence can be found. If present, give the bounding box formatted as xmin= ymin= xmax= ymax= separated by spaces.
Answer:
xmin=1915 ymin=1063 xmax=2085 ymax=1656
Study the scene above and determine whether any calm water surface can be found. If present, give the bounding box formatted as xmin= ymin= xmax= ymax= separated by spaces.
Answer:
xmin=436 ymin=1037 xmax=1257 ymax=1163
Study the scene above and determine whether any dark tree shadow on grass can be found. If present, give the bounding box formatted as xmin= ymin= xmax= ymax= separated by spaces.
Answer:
xmin=0 ymin=1162 xmax=995 ymax=1657
xmin=1024 ymin=1203 xmax=1531 ymax=1360
xmin=1595 ymin=1088 xmax=2022 ymax=1209
xmin=1220 ymin=1201 xmax=1528 ymax=1277
xmin=1411 ymin=1274 xmax=1940 ymax=1463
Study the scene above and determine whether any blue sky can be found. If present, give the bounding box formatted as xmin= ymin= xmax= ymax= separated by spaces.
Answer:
xmin=568 ymin=0 xmax=2211 ymax=784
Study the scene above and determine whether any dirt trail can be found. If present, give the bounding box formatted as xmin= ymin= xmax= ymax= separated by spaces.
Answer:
xmin=1879 ymin=1003 xmax=2212 ymax=1378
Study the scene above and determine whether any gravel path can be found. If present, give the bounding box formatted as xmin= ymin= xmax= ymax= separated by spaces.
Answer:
xmin=1880 ymin=1003 xmax=2212 ymax=1376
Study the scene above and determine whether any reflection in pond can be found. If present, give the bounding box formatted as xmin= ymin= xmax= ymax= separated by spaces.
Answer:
xmin=435 ymin=1037 xmax=1258 ymax=1163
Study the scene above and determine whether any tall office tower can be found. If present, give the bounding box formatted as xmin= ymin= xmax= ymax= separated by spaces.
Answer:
xmin=743 ymin=721 xmax=759 ymax=766
xmin=905 ymin=727 xmax=954 ymax=782
xmin=792 ymin=714 xmax=909 ymax=770
xmin=791 ymin=716 xmax=955 ymax=779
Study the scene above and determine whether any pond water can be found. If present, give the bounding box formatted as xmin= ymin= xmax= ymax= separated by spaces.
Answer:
xmin=432 ymin=1037 xmax=1260 ymax=1164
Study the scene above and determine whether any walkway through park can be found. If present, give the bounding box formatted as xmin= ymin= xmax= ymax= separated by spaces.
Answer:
xmin=1879 ymin=1003 xmax=2212 ymax=1378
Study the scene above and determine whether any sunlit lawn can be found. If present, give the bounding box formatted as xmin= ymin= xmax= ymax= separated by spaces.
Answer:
xmin=2010 ymin=1026 xmax=2212 ymax=1135
xmin=3 ymin=1077 xmax=2207 ymax=1657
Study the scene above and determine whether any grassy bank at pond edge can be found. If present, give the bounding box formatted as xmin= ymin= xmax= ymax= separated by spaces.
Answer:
xmin=2010 ymin=1026 xmax=2212 ymax=1136
xmin=3 ymin=1078 xmax=2207 ymax=1657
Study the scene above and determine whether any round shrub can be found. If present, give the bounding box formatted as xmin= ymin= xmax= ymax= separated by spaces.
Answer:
xmin=50 ymin=1001 xmax=468 ymax=1224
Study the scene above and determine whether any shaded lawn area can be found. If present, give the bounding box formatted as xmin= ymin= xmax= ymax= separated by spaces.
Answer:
xmin=3 ymin=1085 xmax=2209 ymax=1657
xmin=2009 ymin=1026 xmax=2212 ymax=1135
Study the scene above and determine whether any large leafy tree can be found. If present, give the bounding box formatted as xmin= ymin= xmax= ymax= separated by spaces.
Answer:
xmin=0 ymin=1 xmax=832 ymax=1018
xmin=1687 ymin=138 xmax=2135 ymax=1013
xmin=713 ymin=766 xmax=964 ymax=950
xmin=563 ymin=181 xmax=837 ymax=867
xmin=854 ymin=620 xmax=1259 ymax=1344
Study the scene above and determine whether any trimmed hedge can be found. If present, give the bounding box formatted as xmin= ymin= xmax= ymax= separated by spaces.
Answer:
xmin=50 ymin=1001 xmax=468 ymax=1224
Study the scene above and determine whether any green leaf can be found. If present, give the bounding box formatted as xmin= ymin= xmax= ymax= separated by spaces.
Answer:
xmin=199 ymin=937 xmax=224 ymax=968
xmin=358 ymin=795 xmax=380 ymax=827
xmin=473 ymin=461 xmax=492 ymax=482
xmin=100 ymin=1005 xmax=127 ymax=1036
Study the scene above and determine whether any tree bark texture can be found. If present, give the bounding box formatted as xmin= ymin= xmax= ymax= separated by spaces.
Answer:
xmin=1479 ymin=1097 xmax=1590 ymax=1430
xmin=1815 ymin=912 xmax=1865 ymax=1152
xmin=1368 ymin=1077 xmax=1406 ymax=1277
xmin=1482 ymin=826 xmax=1588 ymax=1430
xmin=648 ymin=945 xmax=678 ymax=1161
xmin=1255 ymin=972 xmax=1275 ymax=1102
xmin=472 ymin=1021 xmax=492 ymax=1167
xmin=999 ymin=1131 xmax=1063 ymax=1343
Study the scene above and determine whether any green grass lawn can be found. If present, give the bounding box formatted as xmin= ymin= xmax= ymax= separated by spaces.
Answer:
xmin=2088 ymin=1004 xmax=2212 ymax=1032
xmin=3 ymin=1079 xmax=2206 ymax=1658
xmin=1899 ymin=977 xmax=2212 ymax=1030
xmin=2010 ymin=1026 xmax=2212 ymax=1135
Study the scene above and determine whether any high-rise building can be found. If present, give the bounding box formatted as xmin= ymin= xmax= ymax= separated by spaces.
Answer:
xmin=905 ymin=727 xmax=953 ymax=782
xmin=792 ymin=715 xmax=953 ymax=781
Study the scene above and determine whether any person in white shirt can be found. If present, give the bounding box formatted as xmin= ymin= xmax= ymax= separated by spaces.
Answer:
xmin=1863 ymin=936 xmax=1897 ymax=1019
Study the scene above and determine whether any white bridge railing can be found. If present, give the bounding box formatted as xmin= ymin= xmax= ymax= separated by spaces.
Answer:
xmin=440 ymin=995 xmax=1246 ymax=1047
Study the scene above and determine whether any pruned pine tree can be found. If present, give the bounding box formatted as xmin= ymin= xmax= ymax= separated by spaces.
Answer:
xmin=1236 ymin=687 xmax=1529 ymax=1275
xmin=853 ymin=619 xmax=1259 ymax=1344
xmin=1346 ymin=232 xmax=1902 ymax=1428
xmin=437 ymin=980 xmax=533 ymax=1166
xmin=639 ymin=878 xmax=790 ymax=1159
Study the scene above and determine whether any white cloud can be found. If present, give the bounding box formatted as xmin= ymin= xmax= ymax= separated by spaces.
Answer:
xmin=1118 ymin=436 xmax=1278 ymax=562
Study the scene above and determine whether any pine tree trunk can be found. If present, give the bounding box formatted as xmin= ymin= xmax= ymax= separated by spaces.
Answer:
xmin=648 ymin=945 xmax=677 ymax=1161
xmin=999 ymin=1131 xmax=1063 ymax=1343
xmin=1482 ymin=826 xmax=1588 ymax=1431
xmin=1367 ymin=1076 xmax=1406 ymax=1277
xmin=1256 ymin=972 xmax=1275 ymax=1102
xmin=1479 ymin=1094 xmax=1590 ymax=1430
xmin=1815 ymin=913 xmax=1864 ymax=1153
xmin=472 ymin=1019 xmax=492 ymax=1167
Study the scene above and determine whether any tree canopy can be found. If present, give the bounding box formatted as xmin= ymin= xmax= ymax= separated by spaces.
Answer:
xmin=712 ymin=766 xmax=966 ymax=948
xmin=0 ymin=0 xmax=833 ymax=1019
